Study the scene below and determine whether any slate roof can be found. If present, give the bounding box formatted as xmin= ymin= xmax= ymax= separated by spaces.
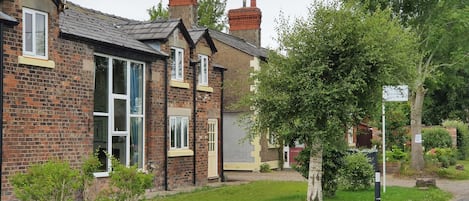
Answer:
xmin=208 ymin=30 xmax=267 ymax=59
xmin=59 ymin=3 xmax=165 ymax=56
xmin=189 ymin=27 xmax=217 ymax=53
xmin=119 ymin=19 xmax=194 ymax=48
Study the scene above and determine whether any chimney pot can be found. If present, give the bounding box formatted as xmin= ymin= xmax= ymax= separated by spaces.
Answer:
xmin=250 ymin=0 xmax=256 ymax=7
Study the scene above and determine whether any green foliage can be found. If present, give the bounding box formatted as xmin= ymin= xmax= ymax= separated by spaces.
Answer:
xmin=443 ymin=120 xmax=469 ymax=160
xmin=422 ymin=127 xmax=452 ymax=150
xmin=148 ymin=0 xmax=169 ymax=20
xmin=339 ymin=153 xmax=374 ymax=191
xmin=294 ymin=141 xmax=347 ymax=197
xmin=259 ymin=163 xmax=271 ymax=173
xmin=197 ymin=0 xmax=227 ymax=31
xmin=11 ymin=160 xmax=81 ymax=201
xmin=382 ymin=102 xmax=410 ymax=149
xmin=98 ymin=157 xmax=153 ymax=201
xmin=386 ymin=145 xmax=408 ymax=162
xmin=425 ymin=148 xmax=457 ymax=168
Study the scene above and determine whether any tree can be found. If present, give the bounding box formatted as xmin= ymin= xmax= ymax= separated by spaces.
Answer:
xmin=148 ymin=0 xmax=169 ymax=20
xmin=197 ymin=0 xmax=227 ymax=31
xmin=354 ymin=0 xmax=468 ymax=171
xmin=249 ymin=2 xmax=417 ymax=200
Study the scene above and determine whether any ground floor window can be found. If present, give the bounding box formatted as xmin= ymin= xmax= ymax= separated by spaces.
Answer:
xmin=170 ymin=116 xmax=189 ymax=149
xmin=93 ymin=54 xmax=145 ymax=175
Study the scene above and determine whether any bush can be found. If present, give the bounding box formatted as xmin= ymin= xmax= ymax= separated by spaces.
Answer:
xmin=443 ymin=120 xmax=469 ymax=160
xmin=260 ymin=163 xmax=271 ymax=173
xmin=386 ymin=145 xmax=408 ymax=162
xmin=422 ymin=127 xmax=452 ymax=150
xmin=11 ymin=160 xmax=81 ymax=201
xmin=340 ymin=152 xmax=374 ymax=191
xmin=425 ymin=148 xmax=458 ymax=168
xmin=97 ymin=157 xmax=153 ymax=201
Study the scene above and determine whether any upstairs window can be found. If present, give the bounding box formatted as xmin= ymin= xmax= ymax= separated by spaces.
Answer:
xmin=23 ymin=8 xmax=48 ymax=59
xmin=198 ymin=54 xmax=208 ymax=86
xmin=170 ymin=48 xmax=184 ymax=81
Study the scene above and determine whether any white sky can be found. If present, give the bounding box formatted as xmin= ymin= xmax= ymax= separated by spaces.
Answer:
xmin=68 ymin=0 xmax=313 ymax=48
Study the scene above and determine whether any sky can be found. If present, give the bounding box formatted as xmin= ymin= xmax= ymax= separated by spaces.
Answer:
xmin=68 ymin=0 xmax=314 ymax=48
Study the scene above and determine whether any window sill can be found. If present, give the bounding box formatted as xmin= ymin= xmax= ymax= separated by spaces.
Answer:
xmin=170 ymin=80 xmax=190 ymax=89
xmin=93 ymin=172 xmax=109 ymax=178
xmin=18 ymin=56 xmax=55 ymax=69
xmin=197 ymin=85 xmax=213 ymax=93
xmin=168 ymin=149 xmax=194 ymax=157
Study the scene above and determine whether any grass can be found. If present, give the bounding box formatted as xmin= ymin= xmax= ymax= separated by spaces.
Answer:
xmin=151 ymin=181 xmax=452 ymax=201
xmin=436 ymin=160 xmax=469 ymax=180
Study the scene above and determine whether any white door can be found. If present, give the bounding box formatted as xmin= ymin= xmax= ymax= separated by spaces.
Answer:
xmin=208 ymin=119 xmax=218 ymax=178
xmin=283 ymin=144 xmax=290 ymax=168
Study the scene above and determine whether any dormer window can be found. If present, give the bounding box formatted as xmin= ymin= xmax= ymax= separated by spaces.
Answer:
xmin=23 ymin=8 xmax=48 ymax=59
xmin=170 ymin=47 xmax=184 ymax=81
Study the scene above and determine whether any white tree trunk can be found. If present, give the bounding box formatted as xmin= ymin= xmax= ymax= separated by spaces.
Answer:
xmin=410 ymin=84 xmax=425 ymax=171
xmin=307 ymin=143 xmax=323 ymax=201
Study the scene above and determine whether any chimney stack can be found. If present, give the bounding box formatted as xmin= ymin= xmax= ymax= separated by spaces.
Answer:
xmin=228 ymin=0 xmax=262 ymax=47
xmin=168 ymin=0 xmax=198 ymax=29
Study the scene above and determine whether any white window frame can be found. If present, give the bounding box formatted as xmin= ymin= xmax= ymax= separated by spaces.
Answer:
xmin=171 ymin=47 xmax=184 ymax=81
xmin=93 ymin=53 xmax=146 ymax=177
xmin=170 ymin=116 xmax=189 ymax=149
xmin=198 ymin=54 xmax=209 ymax=86
xmin=22 ymin=8 xmax=48 ymax=59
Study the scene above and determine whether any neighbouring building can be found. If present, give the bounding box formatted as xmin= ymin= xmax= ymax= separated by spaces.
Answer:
xmin=0 ymin=0 xmax=224 ymax=200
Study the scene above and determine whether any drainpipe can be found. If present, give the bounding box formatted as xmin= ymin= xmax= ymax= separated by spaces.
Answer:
xmin=164 ymin=58 xmax=169 ymax=190
xmin=0 ymin=14 xmax=19 ymax=199
xmin=190 ymin=58 xmax=198 ymax=186
xmin=220 ymin=68 xmax=226 ymax=182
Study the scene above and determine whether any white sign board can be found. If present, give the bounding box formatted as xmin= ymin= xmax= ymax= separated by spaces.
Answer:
xmin=415 ymin=134 xmax=422 ymax=144
xmin=383 ymin=85 xmax=409 ymax=102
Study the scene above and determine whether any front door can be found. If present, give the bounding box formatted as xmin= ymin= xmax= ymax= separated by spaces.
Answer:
xmin=208 ymin=119 xmax=218 ymax=178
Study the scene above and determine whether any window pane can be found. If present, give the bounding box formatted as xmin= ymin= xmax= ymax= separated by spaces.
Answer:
xmin=112 ymin=136 xmax=127 ymax=165
xmin=94 ymin=56 xmax=109 ymax=112
xmin=182 ymin=118 xmax=188 ymax=148
xmin=24 ymin=13 xmax=33 ymax=52
xmin=177 ymin=50 xmax=183 ymax=79
xmin=130 ymin=117 xmax=143 ymax=168
xmin=176 ymin=117 xmax=181 ymax=148
xmin=35 ymin=13 xmax=46 ymax=56
xmin=114 ymin=99 xmax=127 ymax=131
xmin=93 ymin=116 xmax=108 ymax=172
xmin=198 ymin=55 xmax=202 ymax=83
xmin=171 ymin=49 xmax=176 ymax=80
xmin=170 ymin=117 xmax=176 ymax=148
xmin=203 ymin=57 xmax=208 ymax=84
xmin=113 ymin=59 xmax=127 ymax=94
xmin=130 ymin=63 xmax=143 ymax=115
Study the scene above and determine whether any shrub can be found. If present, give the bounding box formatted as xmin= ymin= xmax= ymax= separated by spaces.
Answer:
xmin=11 ymin=160 xmax=81 ymax=201
xmin=425 ymin=148 xmax=457 ymax=168
xmin=97 ymin=157 xmax=153 ymax=201
xmin=443 ymin=120 xmax=469 ymax=160
xmin=422 ymin=127 xmax=452 ymax=150
xmin=340 ymin=152 xmax=374 ymax=191
xmin=259 ymin=163 xmax=271 ymax=173
xmin=386 ymin=145 xmax=408 ymax=162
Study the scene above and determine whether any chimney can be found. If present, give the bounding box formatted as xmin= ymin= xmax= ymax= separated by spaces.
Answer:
xmin=168 ymin=0 xmax=198 ymax=29
xmin=228 ymin=0 xmax=262 ymax=47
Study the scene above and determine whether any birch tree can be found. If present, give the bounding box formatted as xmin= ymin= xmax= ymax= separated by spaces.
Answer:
xmin=248 ymin=2 xmax=418 ymax=201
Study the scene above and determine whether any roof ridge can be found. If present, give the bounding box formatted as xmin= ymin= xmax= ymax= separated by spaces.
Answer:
xmin=66 ymin=1 xmax=138 ymax=23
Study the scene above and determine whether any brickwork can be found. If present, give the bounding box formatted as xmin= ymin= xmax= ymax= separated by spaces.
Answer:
xmin=259 ymin=134 xmax=280 ymax=163
xmin=228 ymin=6 xmax=262 ymax=47
xmin=169 ymin=0 xmax=197 ymax=29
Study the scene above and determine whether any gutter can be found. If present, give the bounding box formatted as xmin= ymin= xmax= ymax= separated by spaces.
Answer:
xmin=0 ymin=13 xmax=19 ymax=199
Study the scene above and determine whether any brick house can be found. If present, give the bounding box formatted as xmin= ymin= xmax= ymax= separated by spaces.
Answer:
xmin=166 ymin=0 xmax=280 ymax=172
xmin=0 ymin=0 xmax=223 ymax=200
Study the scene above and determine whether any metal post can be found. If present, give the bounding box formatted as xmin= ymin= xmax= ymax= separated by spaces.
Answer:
xmin=375 ymin=171 xmax=381 ymax=201
xmin=382 ymin=102 xmax=386 ymax=193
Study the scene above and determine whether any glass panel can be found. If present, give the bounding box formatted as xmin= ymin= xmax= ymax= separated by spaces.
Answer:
xmin=114 ymin=99 xmax=127 ymax=131
xmin=182 ymin=118 xmax=188 ymax=148
xmin=35 ymin=13 xmax=46 ymax=56
xmin=170 ymin=117 xmax=176 ymax=148
xmin=94 ymin=56 xmax=109 ymax=112
xmin=176 ymin=117 xmax=181 ymax=148
xmin=93 ymin=116 xmax=108 ymax=172
xmin=130 ymin=63 xmax=143 ymax=115
xmin=130 ymin=118 xmax=143 ymax=168
xmin=203 ymin=57 xmax=208 ymax=84
xmin=112 ymin=136 xmax=127 ymax=165
xmin=113 ymin=59 xmax=127 ymax=94
xmin=170 ymin=49 xmax=176 ymax=80
xmin=177 ymin=50 xmax=183 ymax=79
xmin=24 ymin=12 xmax=33 ymax=52
xmin=198 ymin=55 xmax=202 ymax=83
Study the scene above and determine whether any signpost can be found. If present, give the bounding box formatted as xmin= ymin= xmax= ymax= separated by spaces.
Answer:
xmin=382 ymin=85 xmax=408 ymax=193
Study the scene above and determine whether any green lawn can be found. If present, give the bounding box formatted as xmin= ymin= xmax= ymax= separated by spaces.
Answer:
xmin=151 ymin=181 xmax=452 ymax=201
xmin=436 ymin=160 xmax=469 ymax=180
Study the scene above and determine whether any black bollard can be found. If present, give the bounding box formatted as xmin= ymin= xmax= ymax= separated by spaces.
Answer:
xmin=375 ymin=171 xmax=381 ymax=201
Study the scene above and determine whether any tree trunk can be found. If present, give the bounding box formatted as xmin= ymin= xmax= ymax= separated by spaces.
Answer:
xmin=307 ymin=143 xmax=323 ymax=201
xmin=410 ymin=84 xmax=425 ymax=171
